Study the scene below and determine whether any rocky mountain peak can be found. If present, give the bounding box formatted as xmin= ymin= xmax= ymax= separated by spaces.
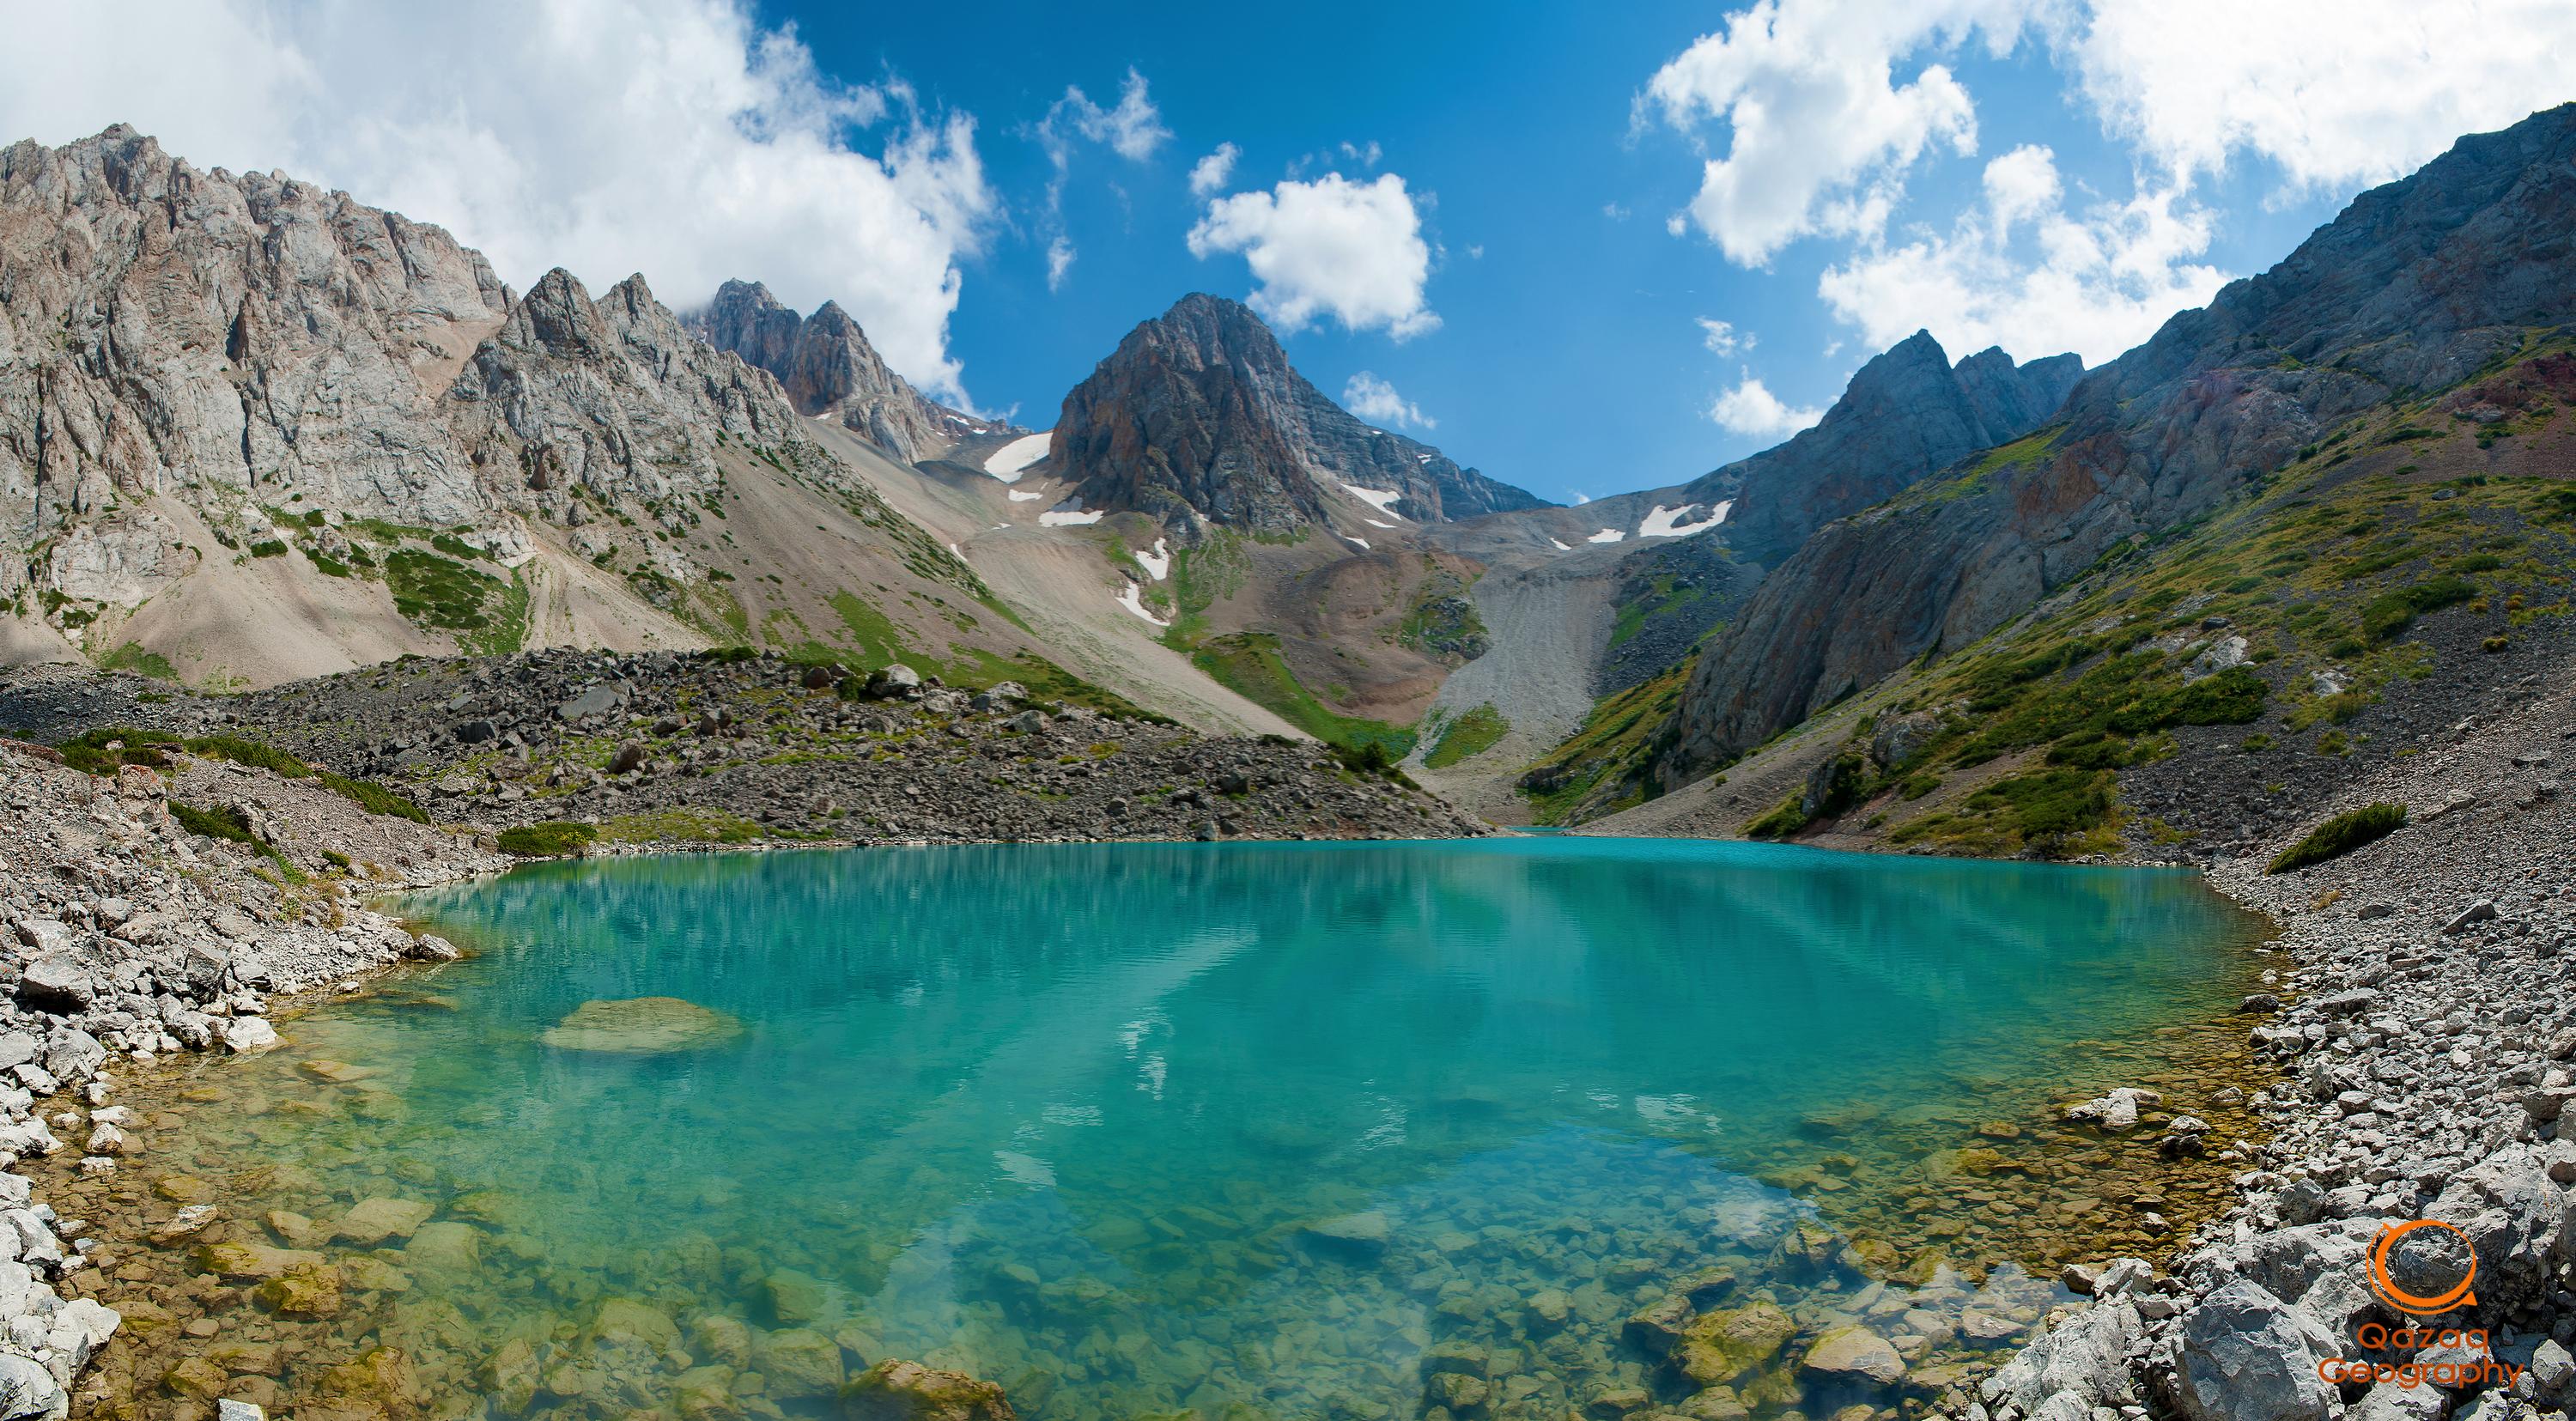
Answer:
xmin=507 ymin=268 xmax=618 ymax=361
xmin=1686 ymin=330 xmax=2082 ymax=568
xmin=688 ymin=278 xmax=998 ymax=464
xmin=1054 ymin=293 xmax=1546 ymax=538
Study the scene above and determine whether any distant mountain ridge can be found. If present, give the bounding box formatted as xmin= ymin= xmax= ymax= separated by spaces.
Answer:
xmin=1658 ymin=100 xmax=2576 ymax=786
xmin=690 ymin=279 xmax=1012 ymax=465
xmin=1052 ymin=293 xmax=1548 ymax=537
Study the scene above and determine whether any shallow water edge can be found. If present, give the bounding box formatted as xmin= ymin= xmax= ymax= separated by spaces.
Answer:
xmin=36 ymin=838 xmax=2287 ymax=1421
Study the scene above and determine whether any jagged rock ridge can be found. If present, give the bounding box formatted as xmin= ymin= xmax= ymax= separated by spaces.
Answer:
xmin=0 ymin=124 xmax=991 ymax=683
xmin=1660 ymin=101 xmax=2576 ymax=785
xmin=690 ymin=278 xmax=1007 ymax=465
xmin=1690 ymin=332 xmax=2083 ymax=568
xmin=1053 ymin=293 xmax=1547 ymax=537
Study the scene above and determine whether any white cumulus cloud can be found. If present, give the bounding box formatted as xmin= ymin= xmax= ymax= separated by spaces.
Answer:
xmin=1188 ymin=142 xmax=1240 ymax=197
xmin=1188 ymin=173 xmax=1440 ymax=339
xmin=1639 ymin=0 xmax=2031 ymax=264
xmin=2069 ymin=0 xmax=2576 ymax=192
xmin=0 ymin=0 xmax=999 ymax=407
xmin=1637 ymin=0 xmax=2576 ymax=371
xmin=1697 ymin=318 xmax=1752 ymax=355
xmin=1341 ymin=373 xmax=1435 ymax=429
xmin=1817 ymin=145 xmax=2229 ymax=365
xmin=1708 ymin=373 xmax=1824 ymax=438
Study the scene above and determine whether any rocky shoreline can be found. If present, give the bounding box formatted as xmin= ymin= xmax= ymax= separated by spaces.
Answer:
xmin=0 ymin=734 xmax=511 ymax=1418
xmin=0 ymin=651 xmax=1486 ymax=850
xmin=1971 ymin=679 xmax=2576 ymax=1421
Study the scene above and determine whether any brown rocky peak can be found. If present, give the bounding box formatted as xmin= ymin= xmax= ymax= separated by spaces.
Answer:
xmin=1054 ymin=293 xmax=1546 ymax=538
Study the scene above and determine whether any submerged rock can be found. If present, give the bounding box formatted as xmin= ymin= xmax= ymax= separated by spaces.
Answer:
xmin=538 ymin=997 xmax=744 ymax=1054
xmin=1802 ymin=1326 xmax=1905 ymax=1386
xmin=841 ymin=1358 xmax=1016 ymax=1421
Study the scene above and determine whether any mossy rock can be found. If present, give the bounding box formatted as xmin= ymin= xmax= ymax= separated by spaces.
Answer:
xmin=840 ymin=1359 xmax=1018 ymax=1421
xmin=539 ymin=997 xmax=744 ymax=1054
xmin=1674 ymin=1302 xmax=1796 ymax=1387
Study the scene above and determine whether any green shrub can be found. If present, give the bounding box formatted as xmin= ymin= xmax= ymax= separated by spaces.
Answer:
xmin=171 ymin=801 xmax=258 ymax=844
xmin=495 ymin=822 xmax=598 ymax=858
xmin=1743 ymin=794 xmax=1807 ymax=840
xmin=1424 ymin=705 xmax=1510 ymax=768
xmin=249 ymin=540 xmax=288 ymax=558
xmin=187 ymin=733 xmax=310 ymax=777
xmin=2360 ymin=577 xmax=2477 ymax=642
xmin=1964 ymin=768 xmax=2115 ymax=848
xmin=2268 ymin=803 xmax=2406 ymax=873
xmin=317 ymin=772 xmax=430 ymax=823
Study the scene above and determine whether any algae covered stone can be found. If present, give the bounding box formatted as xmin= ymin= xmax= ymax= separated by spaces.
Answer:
xmin=841 ymin=1358 xmax=1017 ymax=1421
xmin=1676 ymin=1302 xmax=1797 ymax=1386
xmin=756 ymin=1327 xmax=846 ymax=1399
xmin=539 ymin=997 xmax=744 ymax=1054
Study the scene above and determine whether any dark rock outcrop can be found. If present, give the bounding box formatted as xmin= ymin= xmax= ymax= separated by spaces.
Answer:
xmin=1660 ymin=101 xmax=2576 ymax=784
xmin=1689 ymin=331 xmax=2082 ymax=568
xmin=1053 ymin=294 xmax=1546 ymax=537
xmin=691 ymin=279 xmax=1002 ymax=463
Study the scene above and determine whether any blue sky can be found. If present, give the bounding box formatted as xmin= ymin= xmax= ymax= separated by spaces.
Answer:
xmin=766 ymin=0 xmax=2562 ymax=501
xmin=7 ymin=1 xmax=2573 ymax=506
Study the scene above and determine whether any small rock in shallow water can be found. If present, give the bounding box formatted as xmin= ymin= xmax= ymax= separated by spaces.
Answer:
xmin=1802 ymin=1326 xmax=1905 ymax=1385
xmin=538 ymin=997 xmax=743 ymax=1054
xmin=331 ymin=1196 xmax=434 ymax=1246
xmin=840 ymin=1358 xmax=1013 ymax=1421
xmin=1298 ymin=1211 xmax=1390 ymax=1255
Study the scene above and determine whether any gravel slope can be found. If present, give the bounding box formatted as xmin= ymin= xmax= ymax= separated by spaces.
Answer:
xmin=1971 ymin=675 xmax=2576 ymax=1421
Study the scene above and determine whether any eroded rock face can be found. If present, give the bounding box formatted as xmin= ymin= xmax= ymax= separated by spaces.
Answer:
xmin=0 ymin=125 xmax=512 ymax=543
xmin=691 ymin=279 xmax=1002 ymax=464
xmin=1659 ymin=101 xmax=2576 ymax=784
xmin=1686 ymin=331 xmax=2082 ymax=569
xmin=2161 ymin=1278 xmax=2336 ymax=1421
xmin=0 ymin=124 xmax=954 ymax=653
xmin=1053 ymin=293 xmax=1546 ymax=537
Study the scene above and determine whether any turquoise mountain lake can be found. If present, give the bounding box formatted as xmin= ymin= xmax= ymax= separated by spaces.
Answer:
xmin=118 ymin=838 xmax=2265 ymax=1418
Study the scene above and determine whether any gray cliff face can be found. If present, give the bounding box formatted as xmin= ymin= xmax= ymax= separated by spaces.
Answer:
xmin=1686 ymin=331 xmax=2083 ymax=568
xmin=0 ymin=125 xmax=871 ymax=610
xmin=1660 ymin=101 xmax=2576 ymax=784
xmin=1053 ymin=294 xmax=1546 ymax=537
xmin=691 ymin=279 xmax=999 ymax=465
xmin=0 ymin=124 xmax=509 ymax=549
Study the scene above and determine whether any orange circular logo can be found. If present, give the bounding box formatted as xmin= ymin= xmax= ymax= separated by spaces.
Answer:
xmin=2369 ymin=1219 xmax=2478 ymax=1315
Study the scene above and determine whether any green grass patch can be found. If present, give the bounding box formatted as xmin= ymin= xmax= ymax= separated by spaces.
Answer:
xmin=827 ymin=591 xmax=908 ymax=666
xmin=1424 ymin=704 xmax=1510 ymax=768
xmin=2268 ymin=803 xmax=2406 ymax=873
xmin=2360 ymin=576 xmax=2478 ymax=642
xmin=1518 ymin=659 xmax=1692 ymax=823
xmin=100 ymin=643 xmax=179 ymax=682
xmin=1743 ymin=794 xmax=1808 ymax=840
xmin=495 ymin=822 xmax=599 ymax=858
xmin=170 ymin=800 xmax=257 ymax=845
xmin=1189 ymin=632 xmax=1414 ymax=756
xmin=386 ymin=548 xmax=507 ymax=633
